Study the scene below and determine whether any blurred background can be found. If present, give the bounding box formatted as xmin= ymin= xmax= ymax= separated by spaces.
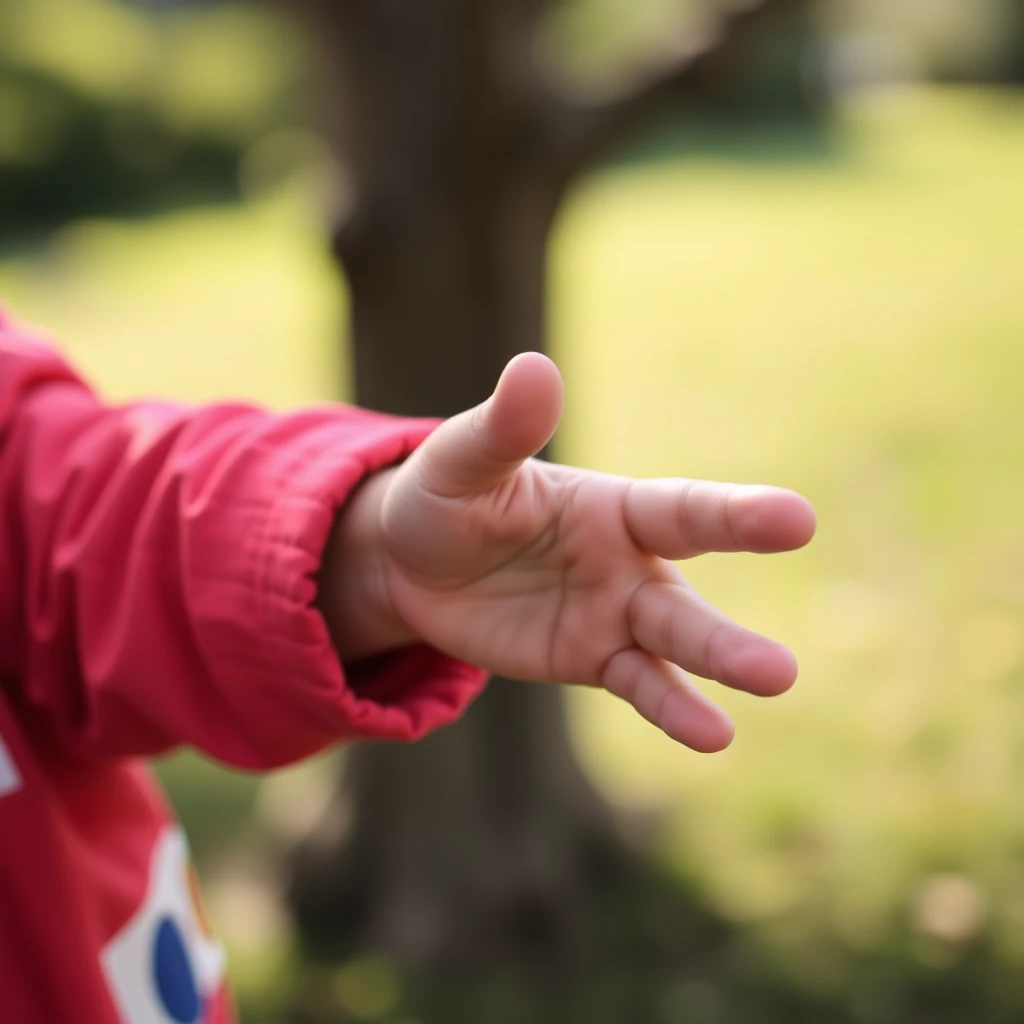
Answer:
xmin=2 ymin=0 xmax=1024 ymax=1021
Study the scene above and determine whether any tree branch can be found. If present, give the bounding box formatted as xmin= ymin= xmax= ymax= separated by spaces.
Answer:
xmin=543 ymin=0 xmax=804 ymax=186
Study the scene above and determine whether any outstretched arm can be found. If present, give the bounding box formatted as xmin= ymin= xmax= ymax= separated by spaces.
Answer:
xmin=320 ymin=352 xmax=816 ymax=752
xmin=0 ymin=318 xmax=486 ymax=767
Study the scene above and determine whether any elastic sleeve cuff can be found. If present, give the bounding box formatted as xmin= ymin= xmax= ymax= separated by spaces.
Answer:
xmin=211 ymin=407 xmax=488 ymax=767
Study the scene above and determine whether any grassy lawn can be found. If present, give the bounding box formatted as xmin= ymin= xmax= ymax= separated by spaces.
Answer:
xmin=3 ymin=86 xmax=1024 ymax=1017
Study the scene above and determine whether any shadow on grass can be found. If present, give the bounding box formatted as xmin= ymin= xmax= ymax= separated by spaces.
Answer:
xmin=608 ymin=110 xmax=841 ymax=173
xmin=233 ymin=856 xmax=1024 ymax=1024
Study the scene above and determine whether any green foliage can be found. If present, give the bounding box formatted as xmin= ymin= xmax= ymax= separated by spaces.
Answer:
xmin=0 ymin=0 xmax=305 ymax=231
xmin=539 ymin=0 xmax=709 ymax=90
xmin=540 ymin=0 xmax=823 ymax=120
xmin=2 ymin=87 xmax=1023 ymax=1021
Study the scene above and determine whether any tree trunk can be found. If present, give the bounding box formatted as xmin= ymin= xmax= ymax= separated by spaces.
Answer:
xmin=290 ymin=682 xmax=633 ymax=970
xmin=285 ymin=0 xmax=630 ymax=972
xmin=336 ymin=149 xmax=558 ymax=418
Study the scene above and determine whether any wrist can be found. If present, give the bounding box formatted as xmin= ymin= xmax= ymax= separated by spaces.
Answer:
xmin=316 ymin=466 xmax=415 ymax=661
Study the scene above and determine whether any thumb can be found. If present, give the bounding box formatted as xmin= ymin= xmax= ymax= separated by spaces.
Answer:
xmin=415 ymin=352 xmax=564 ymax=498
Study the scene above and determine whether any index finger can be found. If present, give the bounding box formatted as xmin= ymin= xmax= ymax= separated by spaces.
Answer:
xmin=624 ymin=480 xmax=816 ymax=560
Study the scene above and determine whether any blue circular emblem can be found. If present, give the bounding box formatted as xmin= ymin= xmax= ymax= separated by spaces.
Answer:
xmin=152 ymin=915 xmax=201 ymax=1023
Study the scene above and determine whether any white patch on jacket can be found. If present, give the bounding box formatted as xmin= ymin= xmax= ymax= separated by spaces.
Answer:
xmin=0 ymin=734 xmax=20 ymax=797
xmin=101 ymin=826 xmax=225 ymax=1024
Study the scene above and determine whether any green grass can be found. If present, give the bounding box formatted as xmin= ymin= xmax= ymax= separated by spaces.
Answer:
xmin=3 ymin=86 xmax=1024 ymax=1016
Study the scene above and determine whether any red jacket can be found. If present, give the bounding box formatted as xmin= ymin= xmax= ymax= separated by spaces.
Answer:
xmin=0 ymin=311 xmax=487 ymax=1023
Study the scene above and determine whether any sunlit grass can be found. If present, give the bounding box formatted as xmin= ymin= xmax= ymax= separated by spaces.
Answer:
xmin=0 ymin=184 xmax=344 ymax=407
xmin=2 ymin=86 xmax=1023 ymax=990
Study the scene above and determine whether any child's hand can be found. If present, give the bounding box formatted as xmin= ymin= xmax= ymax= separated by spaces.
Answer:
xmin=320 ymin=353 xmax=815 ymax=751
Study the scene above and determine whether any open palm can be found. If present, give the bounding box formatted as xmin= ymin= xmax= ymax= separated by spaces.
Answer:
xmin=367 ymin=353 xmax=815 ymax=752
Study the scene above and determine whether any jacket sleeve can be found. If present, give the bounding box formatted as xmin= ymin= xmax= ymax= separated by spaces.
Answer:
xmin=0 ymin=311 xmax=487 ymax=769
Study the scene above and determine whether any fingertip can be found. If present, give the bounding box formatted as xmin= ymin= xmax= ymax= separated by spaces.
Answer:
xmin=660 ymin=691 xmax=735 ymax=752
xmin=699 ymin=714 xmax=736 ymax=753
xmin=788 ymin=493 xmax=817 ymax=547
xmin=734 ymin=488 xmax=817 ymax=553
xmin=771 ymin=644 xmax=799 ymax=694
xmin=502 ymin=349 xmax=561 ymax=379
xmin=488 ymin=352 xmax=564 ymax=461
xmin=723 ymin=638 xmax=798 ymax=697
xmin=497 ymin=352 xmax=563 ymax=398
